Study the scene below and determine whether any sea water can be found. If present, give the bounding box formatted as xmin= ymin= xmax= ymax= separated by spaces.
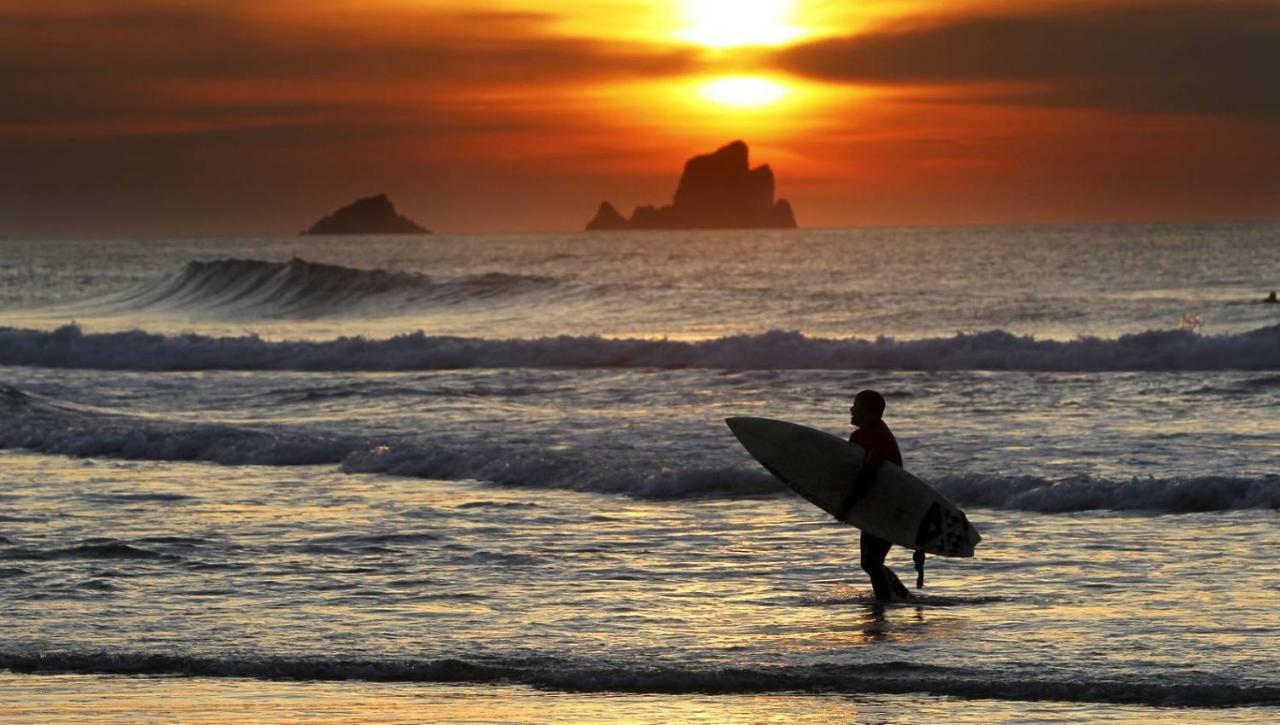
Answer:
xmin=1 ymin=224 xmax=1277 ymax=721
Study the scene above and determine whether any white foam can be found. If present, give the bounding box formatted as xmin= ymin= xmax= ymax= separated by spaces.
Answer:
xmin=2 ymin=387 xmax=1274 ymax=512
xmin=2 ymin=323 xmax=1278 ymax=372
xmin=933 ymin=473 xmax=1280 ymax=513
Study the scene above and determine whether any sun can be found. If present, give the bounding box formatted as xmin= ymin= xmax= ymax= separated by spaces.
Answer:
xmin=677 ymin=0 xmax=805 ymax=48
xmin=698 ymin=77 xmax=790 ymax=108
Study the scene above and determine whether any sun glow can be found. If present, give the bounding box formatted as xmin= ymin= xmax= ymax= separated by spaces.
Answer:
xmin=698 ymin=76 xmax=790 ymax=108
xmin=677 ymin=0 xmax=805 ymax=48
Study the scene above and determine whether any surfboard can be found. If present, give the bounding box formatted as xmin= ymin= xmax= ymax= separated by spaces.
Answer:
xmin=726 ymin=416 xmax=981 ymax=558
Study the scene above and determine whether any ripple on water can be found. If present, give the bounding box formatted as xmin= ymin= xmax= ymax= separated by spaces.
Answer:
xmin=796 ymin=591 xmax=1016 ymax=608
xmin=180 ymin=560 xmax=251 ymax=571
xmin=78 ymin=492 xmax=199 ymax=504
xmin=456 ymin=500 xmax=541 ymax=510
xmin=137 ymin=536 xmax=209 ymax=546
xmin=306 ymin=532 xmax=443 ymax=547
xmin=1 ymin=541 xmax=173 ymax=561
xmin=450 ymin=550 xmax=540 ymax=566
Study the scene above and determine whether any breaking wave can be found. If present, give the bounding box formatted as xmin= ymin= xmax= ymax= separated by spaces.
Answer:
xmin=1 ymin=650 xmax=1274 ymax=706
xmin=0 ymin=386 xmax=352 ymax=467
xmin=56 ymin=258 xmax=558 ymax=318
xmin=0 ymin=387 xmax=779 ymax=500
xmin=933 ymin=473 xmax=1280 ymax=514
xmin=1 ymin=387 xmax=1275 ymax=512
xmin=2 ymin=323 xmax=1278 ymax=372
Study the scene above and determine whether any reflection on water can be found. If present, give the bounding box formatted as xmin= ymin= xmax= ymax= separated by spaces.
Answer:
xmin=12 ymin=675 xmax=1275 ymax=723
xmin=2 ymin=449 xmax=1276 ymax=703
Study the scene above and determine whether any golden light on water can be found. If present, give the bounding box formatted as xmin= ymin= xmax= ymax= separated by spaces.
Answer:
xmin=698 ymin=76 xmax=790 ymax=108
xmin=676 ymin=0 xmax=805 ymax=48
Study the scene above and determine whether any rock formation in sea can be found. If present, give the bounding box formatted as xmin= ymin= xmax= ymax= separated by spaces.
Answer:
xmin=586 ymin=141 xmax=797 ymax=230
xmin=585 ymin=201 xmax=629 ymax=231
xmin=303 ymin=194 xmax=429 ymax=235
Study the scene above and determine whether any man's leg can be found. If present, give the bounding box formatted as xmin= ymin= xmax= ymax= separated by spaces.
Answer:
xmin=859 ymin=530 xmax=895 ymax=600
xmin=884 ymin=564 xmax=912 ymax=599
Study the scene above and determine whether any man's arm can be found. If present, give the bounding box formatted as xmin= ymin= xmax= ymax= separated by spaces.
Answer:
xmin=835 ymin=444 xmax=882 ymax=521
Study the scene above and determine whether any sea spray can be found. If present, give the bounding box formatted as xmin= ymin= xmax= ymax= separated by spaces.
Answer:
xmin=2 ymin=323 xmax=1278 ymax=372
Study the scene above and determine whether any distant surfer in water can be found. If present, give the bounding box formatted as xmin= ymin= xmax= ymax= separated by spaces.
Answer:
xmin=1266 ymin=291 xmax=1278 ymax=304
xmin=840 ymin=390 xmax=914 ymax=601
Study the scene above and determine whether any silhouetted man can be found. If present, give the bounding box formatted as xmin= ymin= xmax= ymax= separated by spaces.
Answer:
xmin=839 ymin=390 xmax=912 ymax=601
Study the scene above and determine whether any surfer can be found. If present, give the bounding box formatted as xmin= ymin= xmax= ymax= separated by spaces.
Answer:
xmin=1266 ymin=291 xmax=1278 ymax=304
xmin=840 ymin=390 xmax=913 ymax=601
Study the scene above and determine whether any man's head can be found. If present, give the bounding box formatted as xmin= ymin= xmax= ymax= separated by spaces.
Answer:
xmin=850 ymin=389 xmax=886 ymax=428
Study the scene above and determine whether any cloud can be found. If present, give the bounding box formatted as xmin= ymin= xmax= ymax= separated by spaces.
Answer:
xmin=0 ymin=3 xmax=696 ymax=132
xmin=776 ymin=1 xmax=1280 ymax=119
xmin=0 ymin=2 xmax=713 ymax=234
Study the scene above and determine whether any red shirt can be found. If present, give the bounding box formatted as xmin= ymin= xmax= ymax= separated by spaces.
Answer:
xmin=850 ymin=419 xmax=903 ymax=468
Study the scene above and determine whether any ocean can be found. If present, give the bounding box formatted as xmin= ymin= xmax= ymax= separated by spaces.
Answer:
xmin=1 ymin=223 xmax=1278 ymax=722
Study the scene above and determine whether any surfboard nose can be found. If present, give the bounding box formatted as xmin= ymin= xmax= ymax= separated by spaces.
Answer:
xmin=725 ymin=416 xmax=770 ymax=444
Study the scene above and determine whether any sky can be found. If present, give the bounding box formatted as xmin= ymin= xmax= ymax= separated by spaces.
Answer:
xmin=2 ymin=0 xmax=1279 ymax=236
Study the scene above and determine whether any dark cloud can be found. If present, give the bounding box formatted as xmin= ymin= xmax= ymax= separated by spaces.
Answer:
xmin=0 ymin=4 xmax=695 ymax=128
xmin=777 ymin=2 xmax=1280 ymax=119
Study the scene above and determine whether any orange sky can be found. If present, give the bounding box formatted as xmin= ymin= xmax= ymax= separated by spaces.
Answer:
xmin=1 ymin=0 xmax=1278 ymax=235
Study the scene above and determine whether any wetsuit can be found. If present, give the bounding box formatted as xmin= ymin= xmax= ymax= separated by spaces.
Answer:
xmin=849 ymin=419 xmax=910 ymax=600
xmin=850 ymin=419 xmax=902 ymax=469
